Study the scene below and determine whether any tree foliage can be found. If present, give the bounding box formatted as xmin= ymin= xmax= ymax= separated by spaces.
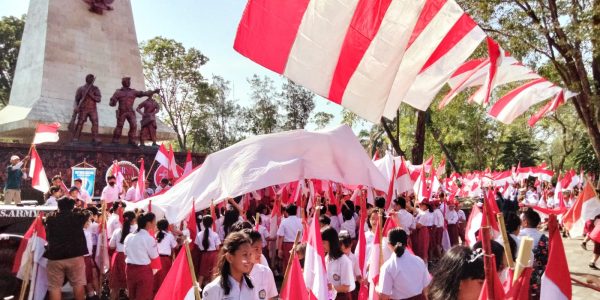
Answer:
xmin=280 ymin=79 xmax=315 ymax=130
xmin=243 ymin=75 xmax=281 ymax=135
xmin=311 ymin=111 xmax=334 ymax=130
xmin=0 ymin=15 xmax=24 ymax=108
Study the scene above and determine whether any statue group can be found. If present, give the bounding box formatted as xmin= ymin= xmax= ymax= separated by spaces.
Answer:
xmin=69 ymin=74 xmax=161 ymax=147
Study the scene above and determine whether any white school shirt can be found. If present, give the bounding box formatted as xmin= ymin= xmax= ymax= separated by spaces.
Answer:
xmin=416 ymin=211 xmax=436 ymax=227
xmin=260 ymin=254 xmax=269 ymax=267
xmin=260 ymin=214 xmax=271 ymax=233
xmin=109 ymin=228 xmax=126 ymax=252
xmin=433 ymin=209 xmax=445 ymax=227
xmin=107 ymin=214 xmax=122 ymax=238
xmin=340 ymin=217 xmax=357 ymax=239
xmin=277 ymin=215 xmax=303 ymax=242
xmin=157 ymin=231 xmax=177 ymax=255
xmin=84 ymin=228 xmax=93 ymax=256
xmin=249 ymin=263 xmax=278 ymax=299
xmin=329 ymin=214 xmax=341 ymax=232
xmin=457 ymin=210 xmax=466 ymax=223
xmin=257 ymin=224 xmax=269 ymax=248
xmin=202 ymin=275 xmax=258 ymax=300
xmin=194 ymin=229 xmax=221 ymax=251
xmin=346 ymin=252 xmax=361 ymax=279
xmin=445 ymin=210 xmax=459 ymax=225
xmin=101 ymin=185 xmax=120 ymax=202
xmin=88 ymin=222 xmax=99 ymax=246
xmin=45 ymin=196 xmax=58 ymax=207
xmin=78 ymin=188 xmax=91 ymax=203
xmin=519 ymin=228 xmax=544 ymax=249
xmin=355 ymin=230 xmax=375 ymax=276
xmin=377 ymin=252 xmax=431 ymax=299
xmin=326 ymin=255 xmax=356 ymax=291
xmin=124 ymin=229 xmax=159 ymax=265
xmin=124 ymin=187 xmax=137 ymax=201
xmin=396 ymin=210 xmax=415 ymax=235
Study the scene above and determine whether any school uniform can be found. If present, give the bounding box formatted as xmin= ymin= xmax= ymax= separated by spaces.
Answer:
xmin=249 ymin=263 xmax=278 ymax=300
xmin=377 ymin=252 xmax=431 ymax=300
xmin=124 ymin=229 xmax=159 ymax=300
xmin=202 ymin=275 xmax=258 ymax=300
xmin=194 ymin=228 xmax=221 ymax=279
xmin=431 ymin=209 xmax=444 ymax=259
xmin=457 ymin=209 xmax=466 ymax=243
xmin=396 ymin=210 xmax=415 ymax=235
xmin=326 ymin=254 xmax=356 ymax=300
xmin=445 ymin=210 xmax=459 ymax=246
xmin=411 ymin=211 xmax=435 ymax=263
xmin=83 ymin=227 xmax=96 ymax=284
xmin=107 ymin=214 xmax=122 ymax=238
xmin=277 ymin=215 xmax=303 ymax=269
xmin=341 ymin=217 xmax=357 ymax=239
xmin=108 ymin=228 xmax=127 ymax=289
xmin=153 ymin=231 xmax=177 ymax=293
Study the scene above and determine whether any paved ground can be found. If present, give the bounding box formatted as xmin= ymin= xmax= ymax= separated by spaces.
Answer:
xmin=563 ymin=236 xmax=600 ymax=298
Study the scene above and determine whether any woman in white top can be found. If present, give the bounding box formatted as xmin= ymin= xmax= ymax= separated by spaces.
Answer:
xmin=378 ymin=228 xmax=430 ymax=300
xmin=108 ymin=211 xmax=136 ymax=300
xmin=83 ymin=210 xmax=99 ymax=298
xmin=321 ymin=226 xmax=355 ymax=300
xmin=411 ymin=201 xmax=435 ymax=263
xmin=153 ymin=219 xmax=177 ymax=294
xmin=195 ymin=215 xmax=221 ymax=287
xmin=203 ymin=232 xmax=257 ymax=300
xmin=246 ymin=229 xmax=278 ymax=300
xmin=123 ymin=212 xmax=159 ymax=300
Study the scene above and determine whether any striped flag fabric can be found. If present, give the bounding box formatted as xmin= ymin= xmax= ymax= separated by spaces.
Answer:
xmin=480 ymin=37 xmax=502 ymax=106
xmin=563 ymin=181 xmax=600 ymax=237
xmin=135 ymin=158 xmax=146 ymax=202
xmin=540 ymin=214 xmax=571 ymax=300
xmin=395 ymin=158 xmax=413 ymax=194
xmin=29 ymin=146 xmax=50 ymax=193
xmin=32 ymin=122 xmax=60 ymax=144
xmin=12 ymin=214 xmax=48 ymax=300
xmin=528 ymin=90 xmax=566 ymax=127
xmin=168 ymin=144 xmax=180 ymax=179
xmin=303 ymin=210 xmax=328 ymax=300
xmin=234 ymin=0 xmax=485 ymax=122
xmin=154 ymin=144 xmax=170 ymax=168
xmin=280 ymin=255 xmax=309 ymax=300
xmin=367 ymin=215 xmax=382 ymax=300
xmin=183 ymin=150 xmax=193 ymax=176
xmin=155 ymin=247 xmax=196 ymax=300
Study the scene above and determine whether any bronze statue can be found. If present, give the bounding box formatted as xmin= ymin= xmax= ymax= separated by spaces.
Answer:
xmin=136 ymin=96 xmax=161 ymax=147
xmin=70 ymin=74 xmax=101 ymax=144
xmin=109 ymin=77 xmax=159 ymax=146
xmin=83 ymin=0 xmax=114 ymax=15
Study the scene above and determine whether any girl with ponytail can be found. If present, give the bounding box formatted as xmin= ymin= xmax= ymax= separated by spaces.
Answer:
xmin=194 ymin=215 xmax=221 ymax=288
xmin=202 ymin=232 xmax=256 ymax=299
xmin=321 ymin=226 xmax=355 ymax=300
xmin=123 ymin=212 xmax=159 ymax=300
xmin=378 ymin=228 xmax=430 ymax=300
xmin=108 ymin=211 xmax=136 ymax=300
xmin=153 ymin=219 xmax=177 ymax=294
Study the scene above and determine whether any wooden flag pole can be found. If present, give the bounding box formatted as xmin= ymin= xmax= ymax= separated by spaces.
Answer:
xmin=496 ymin=213 xmax=515 ymax=269
xmin=97 ymin=200 xmax=107 ymax=289
xmin=145 ymin=159 xmax=156 ymax=182
xmin=184 ymin=240 xmax=202 ymax=300
xmin=481 ymin=202 xmax=495 ymax=300
xmin=282 ymin=231 xmax=302 ymax=286
xmin=512 ymin=237 xmax=533 ymax=284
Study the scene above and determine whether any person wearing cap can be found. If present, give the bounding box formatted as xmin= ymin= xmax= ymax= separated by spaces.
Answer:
xmin=124 ymin=177 xmax=139 ymax=201
xmin=73 ymin=178 xmax=92 ymax=205
xmin=4 ymin=155 xmax=29 ymax=205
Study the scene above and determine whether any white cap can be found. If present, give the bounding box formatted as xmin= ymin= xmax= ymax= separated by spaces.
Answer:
xmin=10 ymin=155 xmax=20 ymax=161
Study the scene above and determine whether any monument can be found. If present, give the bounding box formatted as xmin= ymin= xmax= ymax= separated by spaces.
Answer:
xmin=0 ymin=0 xmax=175 ymax=143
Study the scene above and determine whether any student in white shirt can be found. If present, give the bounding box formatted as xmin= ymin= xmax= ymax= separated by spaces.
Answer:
xmin=412 ymin=201 xmax=436 ymax=263
xmin=45 ymin=186 xmax=61 ymax=207
xmin=123 ymin=212 xmax=159 ymax=300
xmin=339 ymin=230 xmax=361 ymax=298
xmin=107 ymin=202 xmax=124 ymax=238
xmin=153 ymin=219 xmax=177 ymax=293
xmin=73 ymin=178 xmax=91 ymax=204
xmin=276 ymin=205 xmax=303 ymax=271
xmin=326 ymin=204 xmax=341 ymax=232
xmin=340 ymin=204 xmax=357 ymax=239
xmin=108 ymin=211 xmax=136 ymax=300
xmin=195 ymin=215 xmax=221 ymax=287
xmin=393 ymin=197 xmax=415 ymax=235
xmin=445 ymin=201 xmax=460 ymax=246
xmin=246 ymin=229 xmax=278 ymax=300
xmin=202 ymin=232 xmax=257 ymax=300
xmin=83 ymin=210 xmax=99 ymax=299
xmin=124 ymin=177 xmax=139 ymax=201
xmin=378 ymin=228 xmax=430 ymax=300
xmin=101 ymin=175 xmax=120 ymax=203
xmin=321 ymin=226 xmax=355 ymax=300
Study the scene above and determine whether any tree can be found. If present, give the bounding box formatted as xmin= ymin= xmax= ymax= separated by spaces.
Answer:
xmin=457 ymin=0 xmax=600 ymax=181
xmin=311 ymin=111 xmax=334 ymax=130
xmin=280 ymin=79 xmax=315 ymax=130
xmin=140 ymin=36 xmax=210 ymax=150
xmin=0 ymin=15 xmax=25 ymax=108
xmin=243 ymin=75 xmax=281 ymax=135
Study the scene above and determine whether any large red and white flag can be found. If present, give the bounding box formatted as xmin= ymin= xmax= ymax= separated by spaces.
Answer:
xmin=155 ymin=144 xmax=170 ymax=168
xmin=13 ymin=214 xmax=48 ymax=300
xmin=29 ymin=146 xmax=50 ymax=193
xmin=367 ymin=216 xmax=382 ymax=300
xmin=32 ymin=122 xmax=60 ymax=144
xmin=563 ymin=181 xmax=600 ymax=237
xmin=465 ymin=203 xmax=482 ymax=247
xmin=183 ymin=150 xmax=193 ymax=176
xmin=281 ymin=255 xmax=309 ymax=300
xmin=234 ymin=0 xmax=485 ymax=122
xmin=154 ymin=247 xmax=196 ymax=300
xmin=303 ymin=211 xmax=328 ymax=300
xmin=540 ymin=214 xmax=571 ymax=300
xmin=414 ymin=166 xmax=429 ymax=202
xmin=480 ymin=37 xmax=502 ymax=106
xmin=396 ymin=158 xmax=413 ymax=194
xmin=528 ymin=90 xmax=566 ymax=127
xmin=168 ymin=144 xmax=180 ymax=179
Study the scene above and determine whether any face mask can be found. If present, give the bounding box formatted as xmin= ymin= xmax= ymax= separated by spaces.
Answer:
xmin=109 ymin=182 xmax=116 ymax=186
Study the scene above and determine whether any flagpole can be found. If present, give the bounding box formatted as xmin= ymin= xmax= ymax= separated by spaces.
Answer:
xmin=282 ymin=231 xmax=302 ymax=286
xmin=481 ymin=202 xmax=495 ymax=300
xmin=495 ymin=213 xmax=515 ymax=269
xmin=145 ymin=159 xmax=156 ymax=182
xmin=98 ymin=200 xmax=107 ymax=290
xmin=184 ymin=240 xmax=202 ymax=300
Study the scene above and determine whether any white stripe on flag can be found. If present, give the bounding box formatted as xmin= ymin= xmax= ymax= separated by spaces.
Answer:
xmin=33 ymin=132 xmax=59 ymax=144
xmin=283 ymin=0 xmax=359 ymax=97
xmin=494 ymin=81 xmax=560 ymax=124
xmin=540 ymin=274 xmax=569 ymax=300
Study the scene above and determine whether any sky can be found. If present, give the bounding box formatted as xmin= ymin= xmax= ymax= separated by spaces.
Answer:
xmin=0 ymin=0 xmax=351 ymax=130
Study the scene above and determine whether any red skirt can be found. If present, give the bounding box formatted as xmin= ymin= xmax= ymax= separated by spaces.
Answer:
xmin=153 ymin=255 xmax=173 ymax=293
xmin=447 ymin=224 xmax=459 ymax=246
xmin=109 ymin=252 xmax=127 ymax=289
xmin=281 ymin=242 xmax=294 ymax=272
xmin=84 ymin=256 xmax=97 ymax=284
xmin=198 ymin=250 xmax=218 ymax=279
xmin=429 ymin=227 xmax=441 ymax=260
xmin=457 ymin=222 xmax=466 ymax=244
xmin=336 ymin=292 xmax=352 ymax=300
xmin=126 ymin=264 xmax=153 ymax=300
xmin=411 ymin=227 xmax=429 ymax=262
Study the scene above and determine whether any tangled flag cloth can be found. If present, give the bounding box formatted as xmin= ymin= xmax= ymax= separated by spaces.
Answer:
xmin=130 ymin=125 xmax=388 ymax=224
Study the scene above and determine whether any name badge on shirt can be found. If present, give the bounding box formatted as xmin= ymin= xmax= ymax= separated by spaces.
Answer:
xmin=333 ymin=274 xmax=341 ymax=282
xmin=259 ymin=289 xmax=266 ymax=299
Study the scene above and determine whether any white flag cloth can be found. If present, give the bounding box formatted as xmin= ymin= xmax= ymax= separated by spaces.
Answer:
xmin=32 ymin=122 xmax=60 ymax=144
xmin=130 ymin=125 xmax=388 ymax=224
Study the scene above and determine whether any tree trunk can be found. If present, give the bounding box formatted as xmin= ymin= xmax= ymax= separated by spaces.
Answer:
xmin=428 ymin=123 xmax=461 ymax=173
xmin=412 ymin=110 xmax=426 ymax=164
xmin=380 ymin=117 xmax=406 ymax=157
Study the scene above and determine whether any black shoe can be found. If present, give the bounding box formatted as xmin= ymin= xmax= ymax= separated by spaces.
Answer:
xmin=589 ymin=263 xmax=599 ymax=270
xmin=581 ymin=242 xmax=587 ymax=251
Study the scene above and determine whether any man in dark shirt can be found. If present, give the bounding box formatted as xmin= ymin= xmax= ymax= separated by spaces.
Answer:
xmin=4 ymin=155 xmax=29 ymax=205
xmin=44 ymin=197 xmax=88 ymax=300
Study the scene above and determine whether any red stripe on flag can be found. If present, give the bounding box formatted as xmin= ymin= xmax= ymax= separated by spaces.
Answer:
xmin=406 ymin=0 xmax=448 ymax=49
xmin=328 ymin=0 xmax=393 ymax=103
xmin=488 ymin=78 xmax=547 ymax=117
xmin=450 ymin=58 xmax=486 ymax=78
xmin=233 ymin=0 xmax=311 ymax=74
xmin=35 ymin=122 xmax=60 ymax=133
xmin=419 ymin=14 xmax=478 ymax=73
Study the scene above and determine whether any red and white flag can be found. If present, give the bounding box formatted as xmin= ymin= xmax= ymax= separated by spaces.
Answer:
xmin=234 ymin=0 xmax=484 ymax=122
xmin=281 ymin=255 xmax=309 ymax=300
xmin=540 ymin=214 xmax=571 ymax=300
xmin=183 ymin=150 xmax=193 ymax=176
xmin=480 ymin=37 xmax=502 ymax=106
xmin=134 ymin=158 xmax=146 ymax=202
xmin=395 ymin=158 xmax=413 ymax=194
xmin=414 ymin=166 xmax=429 ymax=202
xmin=32 ymin=122 xmax=60 ymax=144
xmin=111 ymin=161 xmax=124 ymax=195
xmin=385 ymin=161 xmax=396 ymax=210
xmin=528 ymin=90 xmax=566 ymax=127
xmin=367 ymin=216 xmax=382 ymax=300
xmin=13 ymin=214 xmax=48 ymax=300
xmin=155 ymin=144 xmax=170 ymax=168
xmin=95 ymin=217 xmax=110 ymax=275
xmin=168 ymin=144 xmax=180 ymax=179
xmin=187 ymin=203 xmax=198 ymax=249
xmin=436 ymin=157 xmax=446 ymax=178
xmin=563 ymin=181 xmax=600 ymax=237
xmin=303 ymin=211 xmax=328 ymax=300
xmin=29 ymin=146 xmax=50 ymax=193
xmin=478 ymin=255 xmax=505 ymax=300
xmin=154 ymin=247 xmax=197 ymax=300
